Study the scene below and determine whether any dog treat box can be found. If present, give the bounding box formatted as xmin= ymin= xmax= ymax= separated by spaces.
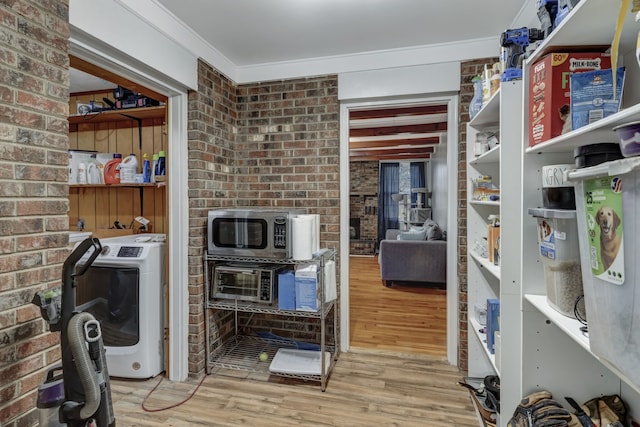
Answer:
xmin=529 ymin=52 xmax=611 ymax=147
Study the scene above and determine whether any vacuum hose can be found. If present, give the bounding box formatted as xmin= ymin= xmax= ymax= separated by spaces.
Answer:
xmin=68 ymin=312 xmax=101 ymax=419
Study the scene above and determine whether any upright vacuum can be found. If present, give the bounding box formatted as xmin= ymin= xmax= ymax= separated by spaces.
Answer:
xmin=33 ymin=238 xmax=116 ymax=427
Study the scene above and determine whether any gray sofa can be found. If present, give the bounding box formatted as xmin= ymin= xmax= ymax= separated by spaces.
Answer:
xmin=378 ymin=228 xmax=447 ymax=287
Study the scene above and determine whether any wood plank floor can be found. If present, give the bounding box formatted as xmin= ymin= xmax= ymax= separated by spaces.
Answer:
xmin=108 ymin=255 xmax=477 ymax=426
xmin=349 ymin=255 xmax=447 ymax=358
xmin=110 ymin=351 xmax=478 ymax=426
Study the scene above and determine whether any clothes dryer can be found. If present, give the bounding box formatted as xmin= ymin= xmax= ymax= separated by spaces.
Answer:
xmin=74 ymin=234 xmax=166 ymax=378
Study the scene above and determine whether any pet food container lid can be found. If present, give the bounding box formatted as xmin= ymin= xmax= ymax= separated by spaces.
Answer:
xmin=573 ymin=143 xmax=622 ymax=168
xmin=612 ymin=121 xmax=640 ymax=157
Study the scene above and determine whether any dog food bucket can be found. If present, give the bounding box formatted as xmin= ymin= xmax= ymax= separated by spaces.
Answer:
xmin=528 ymin=207 xmax=583 ymax=318
xmin=567 ymin=156 xmax=640 ymax=388
xmin=541 ymin=164 xmax=576 ymax=209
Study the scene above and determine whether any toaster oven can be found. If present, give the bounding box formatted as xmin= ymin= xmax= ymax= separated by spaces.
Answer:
xmin=212 ymin=263 xmax=287 ymax=304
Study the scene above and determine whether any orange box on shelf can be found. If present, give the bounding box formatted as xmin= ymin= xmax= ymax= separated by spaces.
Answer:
xmin=529 ymin=52 xmax=611 ymax=147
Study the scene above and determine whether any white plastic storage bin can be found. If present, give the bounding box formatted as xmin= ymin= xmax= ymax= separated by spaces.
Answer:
xmin=567 ymin=157 xmax=640 ymax=388
xmin=528 ymin=208 xmax=584 ymax=318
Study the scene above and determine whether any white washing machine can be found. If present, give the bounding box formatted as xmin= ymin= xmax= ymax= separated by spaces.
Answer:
xmin=74 ymin=233 xmax=166 ymax=379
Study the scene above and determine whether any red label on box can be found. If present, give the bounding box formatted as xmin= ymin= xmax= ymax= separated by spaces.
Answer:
xmin=529 ymin=52 xmax=611 ymax=147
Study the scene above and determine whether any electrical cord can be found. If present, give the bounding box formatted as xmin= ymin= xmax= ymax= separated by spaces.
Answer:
xmin=141 ymin=373 xmax=207 ymax=413
xmin=574 ymin=294 xmax=588 ymax=335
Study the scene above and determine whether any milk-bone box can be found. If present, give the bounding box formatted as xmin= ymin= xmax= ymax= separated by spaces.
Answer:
xmin=529 ymin=52 xmax=611 ymax=147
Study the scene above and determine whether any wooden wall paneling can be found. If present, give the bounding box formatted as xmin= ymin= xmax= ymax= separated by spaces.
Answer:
xmin=94 ymin=122 xmax=111 ymax=153
xmin=78 ymin=187 xmax=97 ymax=231
xmin=115 ymin=121 xmax=136 ymax=227
xmin=106 ymin=122 xmax=119 ymax=229
xmin=153 ymin=118 xmax=167 ymax=234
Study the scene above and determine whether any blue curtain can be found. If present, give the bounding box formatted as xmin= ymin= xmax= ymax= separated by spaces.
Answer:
xmin=410 ymin=162 xmax=426 ymax=206
xmin=378 ymin=162 xmax=399 ymax=243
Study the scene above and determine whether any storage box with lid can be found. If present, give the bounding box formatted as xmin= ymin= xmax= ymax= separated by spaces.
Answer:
xmin=527 ymin=208 xmax=584 ymax=318
xmin=567 ymin=157 xmax=640 ymax=387
xmin=529 ymin=52 xmax=611 ymax=147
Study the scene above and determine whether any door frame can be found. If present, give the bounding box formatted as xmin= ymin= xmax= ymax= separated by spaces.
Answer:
xmin=69 ymin=33 xmax=191 ymax=381
xmin=339 ymin=94 xmax=459 ymax=365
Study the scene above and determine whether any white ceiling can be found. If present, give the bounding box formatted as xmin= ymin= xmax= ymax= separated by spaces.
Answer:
xmin=153 ymin=0 xmax=528 ymax=67
xmin=71 ymin=0 xmax=530 ymax=92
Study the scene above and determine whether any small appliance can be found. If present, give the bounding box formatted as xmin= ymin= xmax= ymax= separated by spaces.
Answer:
xmin=212 ymin=263 xmax=287 ymax=304
xmin=208 ymin=208 xmax=304 ymax=258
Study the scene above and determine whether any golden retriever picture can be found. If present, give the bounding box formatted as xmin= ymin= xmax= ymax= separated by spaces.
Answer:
xmin=596 ymin=205 xmax=622 ymax=271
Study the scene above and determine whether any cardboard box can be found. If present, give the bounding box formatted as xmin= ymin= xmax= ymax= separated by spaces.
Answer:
xmin=529 ymin=52 xmax=611 ymax=147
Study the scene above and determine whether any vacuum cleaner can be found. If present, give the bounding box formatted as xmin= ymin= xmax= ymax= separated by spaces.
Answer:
xmin=33 ymin=237 xmax=116 ymax=427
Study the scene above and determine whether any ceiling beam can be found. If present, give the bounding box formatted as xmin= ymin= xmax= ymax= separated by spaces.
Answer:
xmin=349 ymin=137 xmax=440 ymax=149
xmin=350 ymin=153 xmax=432 ymax=162
xmin=349 ymin=123 xmax=447 ymax=138
xmin=349 ymin=105 xmax=448 ymax=119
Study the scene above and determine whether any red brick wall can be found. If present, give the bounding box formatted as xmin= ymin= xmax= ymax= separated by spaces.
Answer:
xmin=187 ymin=66 xmax=341 ymax=375
xmin=186 ymin=60 xmax=238 ymax=374
xmin=0 ymin=1 xmax=70 ymax=425
xmin=458 ymin=58 xmax=498 ymax=371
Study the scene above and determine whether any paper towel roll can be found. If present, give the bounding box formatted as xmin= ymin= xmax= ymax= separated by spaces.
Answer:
xmin=292 ymin=215 xmax=315 ymax=260
xmin=324 ymin=260 xmax=337 ymax=302
xmin=311 ymin=214 xmax=320 ymax=254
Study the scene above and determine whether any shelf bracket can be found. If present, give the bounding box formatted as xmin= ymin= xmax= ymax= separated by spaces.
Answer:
xmin=119 ymin=113 xmax=143 ymax=150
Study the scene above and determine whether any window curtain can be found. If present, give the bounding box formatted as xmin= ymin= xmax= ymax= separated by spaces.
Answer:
xmin=410 ymin=161 xmax=426 ymax=206
xmin=378 ymin=162 xmax=399 ymax=243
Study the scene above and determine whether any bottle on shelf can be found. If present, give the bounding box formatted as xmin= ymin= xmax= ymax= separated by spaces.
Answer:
xmin=120 ymin=153 xmax=138 ymax=184
xmin=155 ymin=150 xmax=166 ymax=179
xmin=104 ymin=153 xmax=122 ymax=184
xmin=469 ymin=75 xmax=483 ymax=120
xmin=151 ymin=153 xmax=159 ymax=183
xmin=482 ymin=64 xmax=492 ymax=105
xmin=142 ymin=153 xmax=151 ymax=183
xmin=490 ymin=62 xmax=501 ymax=97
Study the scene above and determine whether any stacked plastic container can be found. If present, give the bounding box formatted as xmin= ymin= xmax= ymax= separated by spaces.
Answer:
xmin=567 ymin=149 xmax=640 ymax=388
xmin=528 ymin=163 xmax=584 ymax=318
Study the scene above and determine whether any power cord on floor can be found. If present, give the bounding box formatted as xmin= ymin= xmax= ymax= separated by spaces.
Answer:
xmin=141 ymin=373 xmax=207 ymax=412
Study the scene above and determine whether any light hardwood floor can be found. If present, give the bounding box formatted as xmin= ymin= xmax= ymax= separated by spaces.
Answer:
xmin=349 ymin=255 xmax=448 ymax=358
xmin=110 ymin=350 xmax=478 ymax=426
xmin=108 ymin=255 xmax=476 ymax=426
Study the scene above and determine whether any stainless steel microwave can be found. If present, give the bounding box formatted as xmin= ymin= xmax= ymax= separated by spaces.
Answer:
xmin=212 ymin=263 xmax=287 ymax=304
xmin=207 ymin=208 xmax=304 ymax=259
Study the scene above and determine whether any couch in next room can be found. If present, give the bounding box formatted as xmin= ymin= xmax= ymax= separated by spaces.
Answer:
xmin=378 ymin=220 xmax=447 ymax=287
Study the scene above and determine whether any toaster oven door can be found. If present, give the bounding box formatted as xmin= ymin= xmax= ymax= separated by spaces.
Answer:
xmin=213 ymin=265 xmax=262 ymax=302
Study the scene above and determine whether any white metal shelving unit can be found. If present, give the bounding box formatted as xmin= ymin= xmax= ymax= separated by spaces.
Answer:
xmin=515 ymin=0 xmax=640 ymax=424
xmin=203 ymin=250 xmax=338 ymax=391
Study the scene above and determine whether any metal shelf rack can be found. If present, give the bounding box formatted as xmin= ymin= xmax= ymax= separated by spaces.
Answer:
xmin=203 ymin=249 xmax=338 ymax=391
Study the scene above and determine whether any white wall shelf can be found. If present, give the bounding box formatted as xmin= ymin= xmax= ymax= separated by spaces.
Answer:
xmin=470 ymin=317 xmax=498 ymax=375
xmin=470 ymin=251 xmax=500 ymax=281
xmin=524 ymin=294 xmax=589 ymax=351
xmin=469 ymin=89 xmax=500 ymax=128
xmin=470 ymin=145 xmax=500 ymax=166
xmin=469 ymin=200 xmax=500 ymax=208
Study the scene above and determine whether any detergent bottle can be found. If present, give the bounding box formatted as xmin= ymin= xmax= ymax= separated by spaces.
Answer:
xmin=142 ymin=153 xmax=151 ymax=183
xmin=104 ymin=154 xmax=122 ymax=184
xmin=151 ymin=153 xmax=159 ymax=183
xmin=120 ymin=153 xmax=138 ymax=184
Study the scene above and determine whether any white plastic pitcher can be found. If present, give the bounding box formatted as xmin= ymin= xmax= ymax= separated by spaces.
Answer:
xmin=119 ymin=154 xmax=138 ymax=183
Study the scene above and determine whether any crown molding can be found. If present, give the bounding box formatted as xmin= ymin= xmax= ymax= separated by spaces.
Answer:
xmin=118 ymin=0 xmax=501 ymax=85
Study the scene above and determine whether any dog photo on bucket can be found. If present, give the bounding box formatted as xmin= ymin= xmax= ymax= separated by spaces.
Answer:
xmin=584 ymin=175 xmax=624 ymax=285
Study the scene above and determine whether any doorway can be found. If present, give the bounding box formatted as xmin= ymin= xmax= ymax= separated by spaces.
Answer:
xmin=70 ymin=38 xmax=191 ymax=381
xmin=339 ymin=95 xmax=459 ymax=365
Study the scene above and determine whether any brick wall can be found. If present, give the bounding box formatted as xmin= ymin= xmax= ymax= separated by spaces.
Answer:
xmin=0 ymin=1 xmax=70 ymax=425
xmin=458 ymin=58 xmax=498 ymax=371
xmin=189 ymin=66 xmax=341 ymax=374
xmin=186 ymin=60 xmax=238 ymax=374
xmin=349 ymin=161 xmax=378 ymax=255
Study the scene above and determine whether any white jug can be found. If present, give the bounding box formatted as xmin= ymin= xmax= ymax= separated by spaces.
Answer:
xmin=77 ymin=163 xmax=87 ymax=184
xmin=86 ymin=162 xmax=102 ymax=184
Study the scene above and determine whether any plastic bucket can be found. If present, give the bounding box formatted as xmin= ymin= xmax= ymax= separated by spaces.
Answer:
xmin=528 ymin=208 xmax=584 ymax=318
xmin=567 ymin=157 xmax=640 ymax=387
